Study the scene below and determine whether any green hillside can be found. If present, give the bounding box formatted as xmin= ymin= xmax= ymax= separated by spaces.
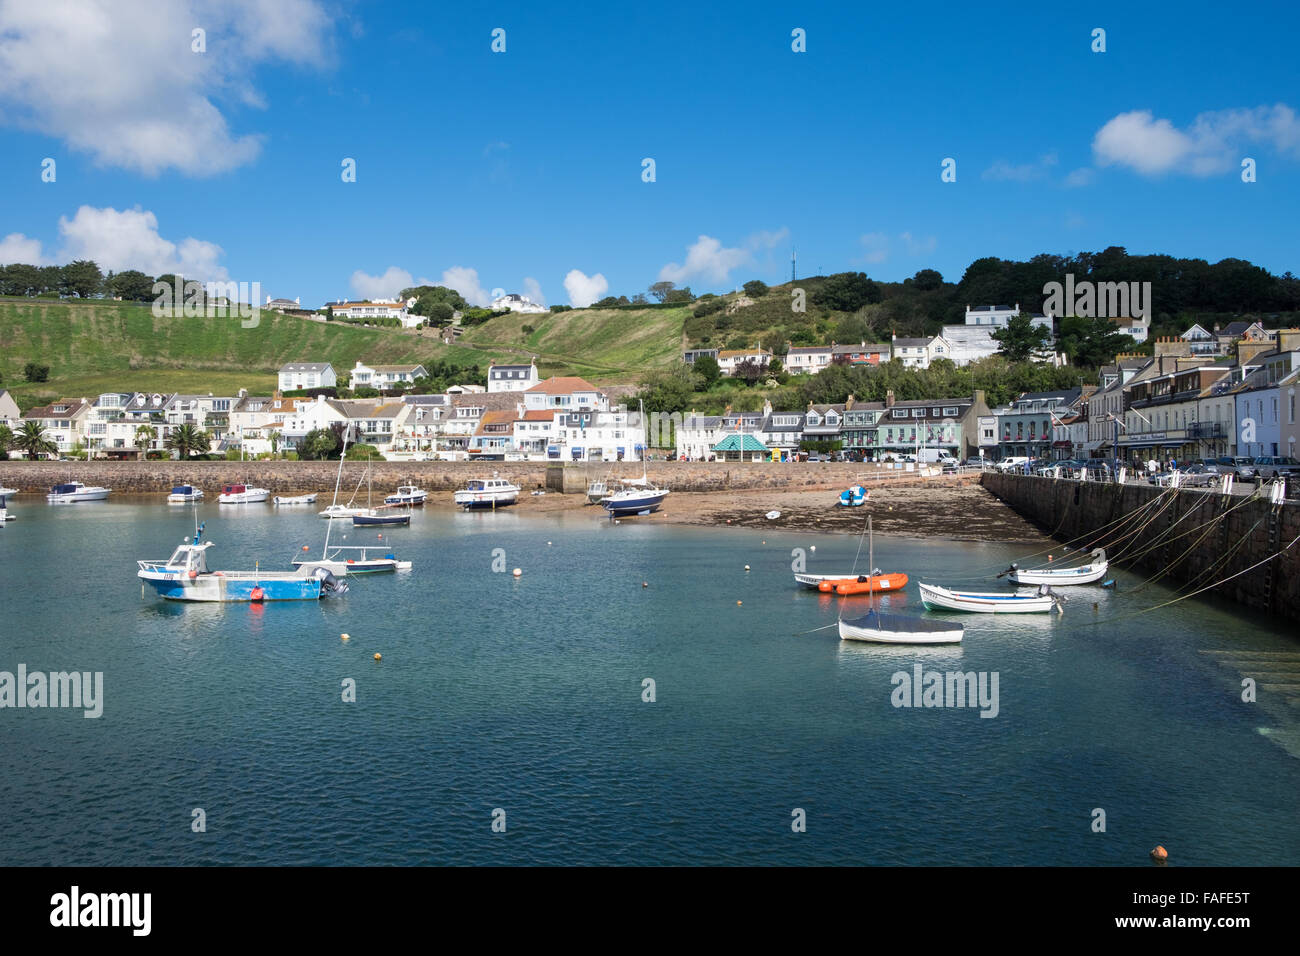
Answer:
xmin=0 ymin=297 xmax=689 ymax=410
xmin=458 ymin=305 xmax=688 ymax=376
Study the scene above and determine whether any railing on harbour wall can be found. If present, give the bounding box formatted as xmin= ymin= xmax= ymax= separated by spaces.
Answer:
xmin=980 ymin=472 xmax=1300 ymax=622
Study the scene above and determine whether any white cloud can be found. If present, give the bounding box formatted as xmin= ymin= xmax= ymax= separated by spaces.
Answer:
xmin=1092 ymin=105 xmax=1300 ymax=177
xmin=859 ymin=233 xmax=889 ymax=264
xmin=900 ymin=232 xmax=936 ymax=256
xmin=563 ymin=269 xmax=608 ymax=308
xmin=440 ymin=266 xmax=489 ymax=307
xmin=1064 ymin=167 xmax=1095 ymax=188
xmin=0 ymin=232 xmax=50 ymax=264
xmin=57 ymin=205 xmax=228 ymax=280
xmin=0 ymin=0 xmax=333 ymax=176
xmin=350 ymin=266 xmax=416 ymax=301
xmin=982 ymin=152 xmax=1059 ymax=182
xmin=659 ymin=236 xmax=748 ymax=284
xmin=522 ymin=276 xmax=545 ymax=306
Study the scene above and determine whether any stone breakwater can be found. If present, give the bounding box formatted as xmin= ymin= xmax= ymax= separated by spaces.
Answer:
xmin=981 ymin=472 xmax=1300 ymax=622
xmin=0 ymin=460 xmax=962 ymax=495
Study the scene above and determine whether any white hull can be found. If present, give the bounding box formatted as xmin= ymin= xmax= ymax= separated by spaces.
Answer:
xmin=274 ymin=494 xmax=318 ymax=505
xmin=1007 ymin=549 xmax=1108 ymax=586
xmin=839 ymin=614 xmax=964 ymax=645
xmin=794 ymin=572 xmax=858 ymax=589
xmin=919 ymin=582 xmax=1058 ymax=614
xmin=0 ymin=486 xmax=18 ymax=496
xmin=218 ymin=490 xmax=269 ymax=504
xmin=319 ymin=505 xmax=370 ymax=519
xmin=47 ymin=489 xmax=110 ymax=502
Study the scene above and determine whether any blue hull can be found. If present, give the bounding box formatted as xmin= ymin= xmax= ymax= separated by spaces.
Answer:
xmin=141 ymin=573 xmax=324 ymax=602
xmin=602 ymin=492 xmax=669 ymax=517
xmin=353 ymin=514 xmax=410 ymax=525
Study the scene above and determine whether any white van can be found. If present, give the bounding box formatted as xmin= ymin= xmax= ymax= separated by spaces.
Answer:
xmin=997 ymin=456 xmax=1030 ymax=472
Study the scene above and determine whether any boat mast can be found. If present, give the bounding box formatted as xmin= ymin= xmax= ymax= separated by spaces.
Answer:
xmin=323 ymin=431 xmax=350 ymax=557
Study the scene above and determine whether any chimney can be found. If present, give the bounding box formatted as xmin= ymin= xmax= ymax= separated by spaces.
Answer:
xmin=885 ymin=389 xmax=896 ymax=408
xmin=846 ymin=393 xmax=856 ymax=410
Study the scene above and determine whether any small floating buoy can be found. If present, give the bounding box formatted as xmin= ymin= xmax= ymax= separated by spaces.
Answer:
xmin=301 ymin=545 xmax=310 ymax=551
xmin=1092 ymin=603 xmax=1099 ymax=612
xmin=374 ymin=653 xmax=382 ymax=661
xmin=512 ymin=568 xmax=522 ymax=577
xmin=548 ymin=541 xmax=552 ymax=546
xmin=642 ymin=582 xmax=648 ymax=588
xmin=744 ymin=565 xmax=750 ymax=571
xmin=1150 ymin=845 xmax=1168 ymax=862
xmin=736 ymin=600 xmax=742 ymax=605
xmin=377 ymin=533 xmax=383 ymax=539
xmin=1048 ymin=554 xmax=1053 ymax=562
xmin=341 ymin=633 xmax=350 ymax=641
xmin=726 ymin=519 xmax=731 ymax=524
xmin=250 ymin=587 xmax=265 ymax=602
xmin=810 ymin=546 xmax=816 ymax=552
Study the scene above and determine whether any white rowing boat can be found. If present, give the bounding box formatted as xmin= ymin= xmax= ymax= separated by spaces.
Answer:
xmin=1004 ymin=548 xmax=1108 ymax=586
xmin=838 ymin=609 xmax=964 ymax=644
xmin=919 ymin=582 xmax=1063 ymax=614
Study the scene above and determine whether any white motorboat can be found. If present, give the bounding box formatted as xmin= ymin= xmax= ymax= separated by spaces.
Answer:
xmin=47 ymin=481 xmax=111 ymax=502
xmin=454 ymin=476 xmax=520 ymax=509
xmin=217 ymin=483 xmax=269 ymax=504
xmin=1003 ymin=548 xmax=1108 ymax=586
xmin=919 ymin=582 xmax=1064 ymax=614
xmin=274 ymin=493 xmax=318 ymax=505
xmin=0 ymin=486 xmax=18 ymax=496
xmin=167 ymin=485 xmax=204 ymax=503
xmin=795 ymin=572 xmax=862 ymax=589
xmin=319 ymin=504 xmax=370 ymax=519
xmin=383 ymin=485 xmax=427 ymax=506
xmin=839 ymin=609 xmax=964 ymax=644
xmin=0 ymin=493 xmax=12 ymax=524
xmin=586 ymin=478 xmax=608 ymax=504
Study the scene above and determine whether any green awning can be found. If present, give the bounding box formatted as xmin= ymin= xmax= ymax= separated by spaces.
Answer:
xmin=712 ymin=433 xmax=769 ymax=453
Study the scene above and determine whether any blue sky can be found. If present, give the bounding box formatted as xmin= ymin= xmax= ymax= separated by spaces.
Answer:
xmin=1 ymin=0 xmax=1298 ymax=308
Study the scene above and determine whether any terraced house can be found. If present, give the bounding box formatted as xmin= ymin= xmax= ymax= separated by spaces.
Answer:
xmin=21 ymin=398 xmax=92 ymax=457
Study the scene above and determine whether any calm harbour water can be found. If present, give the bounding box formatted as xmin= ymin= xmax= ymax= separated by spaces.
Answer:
xmin=1 ymin=498 xmax=1297 ymax=866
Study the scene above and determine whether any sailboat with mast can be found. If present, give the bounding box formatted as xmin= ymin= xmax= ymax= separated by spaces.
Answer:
xmin=353 ymin=459 xmax=411 ymax=526
xmin=836 ymin=516 xmax=964 ymax=644
xmin=599 ymin=400 xmax=670 ymax=517
xmin=294 ymin=433 xmax=412 ymax=574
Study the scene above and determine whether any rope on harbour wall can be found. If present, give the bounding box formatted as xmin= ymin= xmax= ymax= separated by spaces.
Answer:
xmin=1085 ymin=531 xmax=1300 ymax=627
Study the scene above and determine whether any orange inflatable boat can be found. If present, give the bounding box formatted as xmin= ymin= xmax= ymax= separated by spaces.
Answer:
xmin=818 ymin=572 xmax=910 ymax=595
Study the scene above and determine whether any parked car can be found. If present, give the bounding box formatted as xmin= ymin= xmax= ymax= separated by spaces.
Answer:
xmin=1252 ymin=456 xmax=1300 ymax=478
xmin=997 ymin=456 xmax=1030 ymax=472
xmin=1178 ymin=462 xmax=1223 ymax=487
xmin=964 ymin=455 xmax=994 ymax=468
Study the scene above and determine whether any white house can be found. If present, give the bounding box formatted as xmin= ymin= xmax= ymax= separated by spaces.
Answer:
xmin=488 ymin=360 xmax=540 ymax=393
xmin=1182 ymin=323 xmax=1220 ymax=356
xmin=964 ymin=304 xmax=1021 ymax=326
xmin=490 ymin=293 xmax=548 ymax=314
xmin=523 ymin=376 xmax=606 ymax=412
xmin=716 ymin=348 xmax=772 ymax=376
xmin=784 ymin=346 xmax=833 ymax=375
xmin=278 ymin=363 xmax=337 ymax=392
xmin=331 ymin=299 xmax=422 ymax=327
xmin=891 ymin=334 xmax=952 ymax=369
xmin=0 ymin=389 xmax=20 ymax=429
xmin=20 ymin=398 xmax=92 ymax=456
xmin=1110 ymin=316 xmax=1151 ymax=344
xmin=349 ymin=361 xmax=428 ymax=389
xmin=939 ymin=325 xmax=1001 ymax=366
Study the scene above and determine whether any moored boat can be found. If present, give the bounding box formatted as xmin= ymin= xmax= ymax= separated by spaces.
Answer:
xmin=600 ymin=477 xmax=670 ymax=516
xmin=586 ymin=478 xmax=608 ymax=504
xmin=0 ymin=494 xmax=12 ymax=524
xmin=839 ymin=609 xmax=964 ymax=644
xmin=837 ymin=485 xmax=867 ymax=507
xmin=919 ymin=581 xmax=1064 ymax=614
xmin=167 ymin=485 xmax=204 ymax=503
xmin=383 ymin=485 xmax=427 ymax=505
xmin=820 ymin=571 xmax=909 ymax=595
xmin=1004 ymin=548 xmax=1109 ymax=586
xmin=0 ymin=485 xmax=18 ymax=496
xmin=454 ymin=477 xmax=521 ymax=509
xmin=274 ymin=493 xmax=318 ymax=505
xmin=293 ymin=547 xmax=412 ymax=575
xmin=47 ymin=481 xmax=110 ymax=502
xmin=138 ymin=525 xmax=346 ymax=602
xmin=217 ymin=483 xmax=269 ymax=504
xmin=353 ymin=511 xmax=410 ymax=526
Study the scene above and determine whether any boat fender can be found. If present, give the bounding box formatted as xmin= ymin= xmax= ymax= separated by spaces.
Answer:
xmin=250 ymin=587 xmax=265 ymax=602
xmin=188 ymin=570 xmax=197 ymax=579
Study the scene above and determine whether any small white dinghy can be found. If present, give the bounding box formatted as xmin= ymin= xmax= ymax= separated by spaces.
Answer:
xmin=1003 ymin=548 xmax=1108 ymax=586
xmin=274 ymin=493 xmax=318 ymax=505
xmin=766 ymin=510 xmax=781 ymax=520
xmin=919 ymin=582 xmax=1064 ymax=614
xmin=839 ymin=608 xmax=964 ymax=644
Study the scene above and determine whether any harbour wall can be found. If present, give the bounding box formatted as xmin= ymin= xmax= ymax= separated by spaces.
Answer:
xmin=0 ymin=460 xmax=974 ymax=496
xmin=980 ymin=472 xmax=1300 ymax=622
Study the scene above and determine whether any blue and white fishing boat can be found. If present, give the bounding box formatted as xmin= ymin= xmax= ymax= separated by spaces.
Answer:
xmin=600 ymin=476 xmax=670 ymax=517
xmin=137 ymin=524 xmax=346 ymax=603
xmin=167 ymin=484 xmax=204 ymax=503
xmin=837 ymin=485 xmax=867 ymax=507
xmin=384 ymin=484 xmax=427 ymax=505
xmin=454 ymin=476 xmax=521 ymax=509
xmin=919 ymin=582 xmax=1064 ymax=614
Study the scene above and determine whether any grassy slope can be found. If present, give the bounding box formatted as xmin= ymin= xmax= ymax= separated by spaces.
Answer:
xmin=0 ymin=298 xmax=517 ymax=408
xmin=458 ymin=306 xmax=688 ymax=379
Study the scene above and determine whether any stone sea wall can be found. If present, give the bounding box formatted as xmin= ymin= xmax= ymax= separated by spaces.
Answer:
xmin=981 ymin=472 xmax=1300 ymax=622
xmin=0 ymin=459 xmax=962 ymax=496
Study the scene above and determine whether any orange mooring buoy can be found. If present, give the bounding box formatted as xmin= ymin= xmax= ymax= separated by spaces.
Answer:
xmin=1150 ymin=845 xmax=1168 ymax=862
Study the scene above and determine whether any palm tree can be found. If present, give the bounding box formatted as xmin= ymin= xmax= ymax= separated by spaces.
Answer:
xmin=164 ymin=424 xmax=211 ymax=459
xmin=13 ymin=421 xmax=58 ymax=460
xmin=134 ymin=424 xmax=158 ymax=460
xmin=0 ymin=423 xmax=13 ymax=459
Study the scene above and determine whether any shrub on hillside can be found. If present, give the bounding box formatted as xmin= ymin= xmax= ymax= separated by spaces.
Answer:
xmin=742 ymin=280 xmax=769 ymax=298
